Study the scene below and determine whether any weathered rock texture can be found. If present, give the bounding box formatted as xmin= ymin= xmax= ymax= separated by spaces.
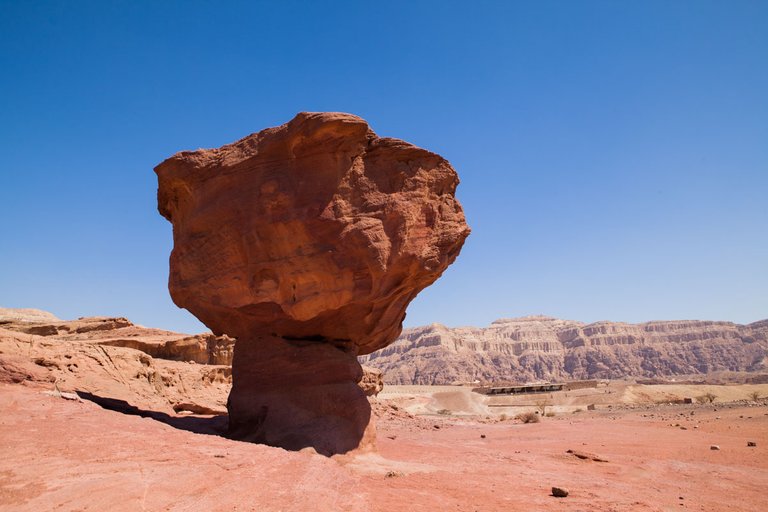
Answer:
xmin=1 ymin=315 xmax=235 ymax=365
xmin=0 ymin=308 xmax=378 ymax=417
xmin=155 ymin=112 xmax=469 ymax=453
xmin=360 ymin=316 xmax=768 ymax=385
xmin=0 ymin=312 xmax=232 ymax=415
xmin=0 ymin=307 xmax=60 ymax=323
xmin=360 ymin=365 xmax=384 ymax=396
xmin=226 ymin=335 xmax=376 ymax=454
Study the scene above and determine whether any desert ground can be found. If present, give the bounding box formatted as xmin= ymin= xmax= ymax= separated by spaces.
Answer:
xmin=1 ymin=376 xmax=766 ymax=511
xmin=1 ymin=313 xmax=766 ymax=511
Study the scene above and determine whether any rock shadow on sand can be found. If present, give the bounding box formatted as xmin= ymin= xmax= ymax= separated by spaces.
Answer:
xmin=75 ymin=391 xmax=229 ymax=437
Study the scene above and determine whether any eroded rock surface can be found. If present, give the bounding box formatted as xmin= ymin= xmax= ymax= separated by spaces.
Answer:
xmin=360 ymin=316 xmax=768 ymax=385
xmin=0 ymin=313 xmax=232 ymax=415
xmin=227 ymin=335 xmax=376 ymax=455
xmin=155 ymin=112 xmax=469 ymax=453
xmin=1 ymin=315 xmax=235 ymax=365
xmin=360 ymin=365 xmax=384 ymax=396
xmin=0 ymin=307 xmax=61 ymax=323
xmin=155 ymin=112 xmax=469 ymax=352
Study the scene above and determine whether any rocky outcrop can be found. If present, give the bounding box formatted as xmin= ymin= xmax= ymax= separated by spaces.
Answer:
xmin=0 ymin=315 xmax=235 ymax=365
xmin=155 ymin=112 xmax=469 ymax=454
xmin=99 ymin=334 xmax=235 ymax=365
xmin=359 ymin=365 xmax=384 ymax=396
xmin=0 ymin=307 xmax=61 ymax=323
xmin=3 ymin=316 xmax=133 ymax=336
xmin=360 ymin=316 xmax=768 ymax=384
xmin=0 ymin=354 xmax=56 ymax=384
xmin=0 ymin=313 xmax=232 ymax=415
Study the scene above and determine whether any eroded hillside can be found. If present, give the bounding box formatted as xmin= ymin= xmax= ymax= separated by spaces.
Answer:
xmin=360 ymin=316 xmax=768 ymax=384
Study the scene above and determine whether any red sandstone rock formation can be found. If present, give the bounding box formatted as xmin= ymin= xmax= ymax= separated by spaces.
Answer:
xmin=0 ymin=314 xmax=232 ymax=415
xmin=0 ymin=315 xmax=235 ymax=365
xmin=360 ymin=365 xmax=385 ymax=396
xmin=155 ymin=112 xmax=469 ymax=454
xmin=0 ymin=309 xmax=376 ymax=418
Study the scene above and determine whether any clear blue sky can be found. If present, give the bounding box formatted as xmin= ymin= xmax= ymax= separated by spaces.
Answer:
xmin=1 ymin=1 xmax=766 ymax=333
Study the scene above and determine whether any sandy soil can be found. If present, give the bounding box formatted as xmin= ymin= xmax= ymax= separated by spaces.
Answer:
xmin=1 ymin=381 xmax=766 ymax=512
xmin=381 ymin=382 xmax=768 ymax=416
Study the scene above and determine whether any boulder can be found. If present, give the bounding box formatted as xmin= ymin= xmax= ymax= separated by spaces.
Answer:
xmin=359 ymin=365 xmax=384 ymax=397
xmin=155 ymin=112 xmax=469 ymax=453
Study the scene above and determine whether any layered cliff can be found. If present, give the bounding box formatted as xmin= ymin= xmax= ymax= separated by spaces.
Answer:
xmin=359 ymin=316 xmax=768 ymax=384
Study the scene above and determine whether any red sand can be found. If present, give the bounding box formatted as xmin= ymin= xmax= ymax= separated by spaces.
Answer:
xmin=1 ymin=383 xmax=766 ymax=511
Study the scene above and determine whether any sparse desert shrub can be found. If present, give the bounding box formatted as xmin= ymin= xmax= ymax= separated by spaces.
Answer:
xmin=437 ymin=408 xmax=451 ymax=415
xmin=545 ymin=412 xmax=555 ymax=417
xmin=499 ymin=413 xmax=508 ymax=421
xmin=535 ymin=398 xmax=550 ymax=416
xmin=748 ymin=391 xmax=761 ymax=401
xmin=515 ymin=411 xmax=540 ymax=424
xmin=697 ymin=392 xmax=717 ymax=403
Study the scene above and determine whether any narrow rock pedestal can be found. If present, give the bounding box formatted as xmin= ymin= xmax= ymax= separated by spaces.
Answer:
xmin=227 ymin=336 xmax=375 ymax=455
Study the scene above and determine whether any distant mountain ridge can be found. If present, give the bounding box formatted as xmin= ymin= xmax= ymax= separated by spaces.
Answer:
xmin=359 ymin=315 xmax=768 ymax=385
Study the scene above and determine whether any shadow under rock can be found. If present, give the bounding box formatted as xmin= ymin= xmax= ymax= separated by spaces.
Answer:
xmin=76 ymin=391 xmax=229 ymax=437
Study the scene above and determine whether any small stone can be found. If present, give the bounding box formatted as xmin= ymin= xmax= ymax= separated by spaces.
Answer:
xmin=433 ymin=424 xmax=441 ymax=430
xmin=710 ymin=445 xmax=720 ymax=450
xmin=747 ymin=441 xmax=756 ymax=447
xmin=480 ymin=434 xmax=486 ymax=439
xmin=551 ymin=487 xmax=569 ymax=498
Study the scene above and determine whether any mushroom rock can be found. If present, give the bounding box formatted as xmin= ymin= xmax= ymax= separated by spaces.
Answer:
xmin=154 ymin=112 xmax=470 ymax=454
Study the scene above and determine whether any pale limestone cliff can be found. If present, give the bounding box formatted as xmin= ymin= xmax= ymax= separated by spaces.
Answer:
xmin=359 ymin=315 xmax=768 ymax=384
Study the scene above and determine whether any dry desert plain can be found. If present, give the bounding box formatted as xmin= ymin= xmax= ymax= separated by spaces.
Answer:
xmin=1 ymin=375 xmax=767 ymax=511
xmin=1 ymin=312 xmax=766 ymax=511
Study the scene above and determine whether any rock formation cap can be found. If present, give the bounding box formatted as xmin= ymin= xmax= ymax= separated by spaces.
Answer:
xmin=155 ymin=112 xmax=470 ymax=354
